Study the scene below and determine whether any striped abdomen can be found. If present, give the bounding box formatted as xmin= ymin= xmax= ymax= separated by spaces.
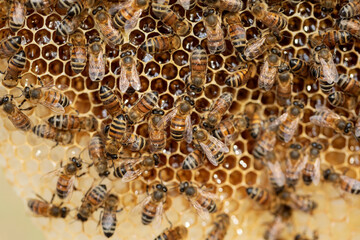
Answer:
xmin=122 ymin=133 xmax=146 ymax=152
xmin=149 ymin=125 xmax=166 ymax=152
xmin=339 ymin=1 xmax=360 ymax=18
xmin=99 ymin=86 xmax=121 ymax=116
xmin=340 ymin=176 xmax=360 ymax=194
xmin=263 ymin=12 xmax=287 ymax=30
xmin=170 ymin=113 xmax=187 ymax=140
xmin=8 ymin=106 xmax=32 ymax=131
xmin=56 ymin=174 xmax=73 ymax=199
xmin=71 ymin=46 xmax=87 ymax=74
xmin=0 ymin=36 xmax=22 ymax=58
xmin=114 ymin=161 xmax=141 ymax=178
xmin=43 ymin=90 xmax=70 ymax=108
xmin=196 ymin=194 xmax=217 ymax=213
xmin=48 ymin=114 xmax=81 ymax=130
xmin=86 ymin=185 xmax=107 ymax=208
xmin=212 ymin=119 xmax=236 ymax=140
xmin=97 ymin=17 xmax=124 ymax=47
xmin=289 ymin=58 xmax=308 ymax=77
xmin=152 ymin=0 xmax=170 ymax=18
xmin=246 ymin=187 xmax=269 ymax=205
xmin=113 ymin=7 xmax=137 ymax=29
xmin=226 ymin=16 xmax=246 ymax=52
xmin=140 ymin=36 xmax=181 ymax=54
xmin=32 ymin=124 xmax=72 ymax=144
xmin=142 ymin=201 xmax=158 ymax=225
xmin=9 ymin=1 xmax=25 ymax=32
xmin=205 ymin=138 xmax=224 ymax=164
xmin=253 ymin=131 xmax=275 ymax=159
xmin=28 ymin=199 xmax=50 ymax=217
xmin=225 ymin=69 xmax=248 ymax=87
xmin=337 ymin=74 xmax=360 ymax=96
xmin=277 ymin=113 xmax=298 ymax=143
xmin=182 ymin=149 xmax=204 ymax=170
xmin=3 ymin=50 xmax=26 ymax=88
xmin=88 ymin=133 xmax=106 ymax=161
xmin=322 ymin=30 xmax=352 ymax=47
xmin=102 ymin=210 xmax=117 ymax=238
xmin=205 ymin=22 xmax=225 ymax=54
xmin=339 ymin=19 xmax=360 ymax=37
xmin=109 ymin=114 xmax=126 ymax=141
xmin=129 ymin=91 xmax=159 ymax=123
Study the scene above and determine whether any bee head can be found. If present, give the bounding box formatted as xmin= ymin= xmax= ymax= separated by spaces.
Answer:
xmin=344 ymin=122 xmax=354 ymax=134
xmin=193 ymin=128 xmax=206 ymax=141
xmin=136 ymin=0 xmax=148 ymax=7
xmin=153 ymin=154 xmax=160 ymax=166
xmin=92 ymin=6 xmax=104 ymax=15
xmin=71 ymin=157 xmax=83 ymax=168
xmin=179 ymin=181 xmax=189 ymax=193
xmin=60 ymin=207 xmax=70 ymax=218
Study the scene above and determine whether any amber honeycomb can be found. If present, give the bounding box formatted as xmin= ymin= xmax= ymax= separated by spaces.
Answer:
xmin=1 ymin=0 xmax=360 ymax=239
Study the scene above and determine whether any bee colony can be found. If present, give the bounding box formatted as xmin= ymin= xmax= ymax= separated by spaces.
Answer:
xmin=1 ymin=0 xmax=360 ymax=239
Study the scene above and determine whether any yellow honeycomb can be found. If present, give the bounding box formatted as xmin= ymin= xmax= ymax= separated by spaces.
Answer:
xmin=0 ymin=0 xmax=360 ymax=239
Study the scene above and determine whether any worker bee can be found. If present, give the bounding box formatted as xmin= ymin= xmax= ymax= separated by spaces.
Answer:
xmin=178 ymin=0 xmax=196 ymax=10
xmin=28 ymin=194 xmax=69 ymax=218
xmin=203 ymin=0 xmax=243 ymax=12
xmin=157 ymin=95 xmax=194 ymax=143
xmin=266 ymin=159 xmax=285 ymax=194
xmin=114 ymin=154 xmax=159 ymax=181
xmin=212 ymin=115 xmax=248 ymax=144
xmin=203 ymin=9 xmax=225 ymax=54
xmin=317 ymin=0 xmax=337 ymax=14
xmin=126 ymin=91 xmax=159 ymax=125
xmin=106 ymin=113 xmax=127 ymax=154
xmin=69 ymin=31 xmax=87 ymax=75
xmin=0 ymin=36 xmax=22 ymax=58
xmin=277 ymin=65 xmax=293 ymax=107
xmin=238 ymin=33 xmax=278 ymax=62
xmin=26 ymin=0 xmax=54 ymax=13
xmin=32 ymin=124 xmax=72 ymax=145
xmin=119 ymin=50 xmax=140 ymax=93
xmin=99 ymin=85 xmax=122 ymax=117
xmin=289 ymin=58 xmax=309 ymax=77
xmin=259 ymin=48 xmax=281 ymax=91
xmin=225 ymin=65 xmax=251 ymax=88
xmin=336 ymin=74 xmax=360 ymax=96
xmin=281 ymin=192 xmax=317 ymax=213
xmin=1 ymin=50 xmax=26 ymax=88
xmin=310 ymin=105 xmax=354 ymax=135
xmin=140 ymin=35 xmax=181 ymax=54
xmin=246 ymin=187 xmax=270 ymax=205
xmin=56 ymin=14 xmax=83 ymax=36
xmin=9 ymin=0 xmax=26 ymax=33
xmin=223 ymin=13 xmax=246 ymax=53
xmin=327 ymin=91 xmax=351 ymax=108
xmin=77 ymin=184 xmax=108 ymax=221
xmin=285 ymin=143 xmax=306 ymax=188
xmin=66 ymin=0 xmax=84 ymax=17
xmin=88 ymin=37 xmax=105 ymax=82
xmin=320 ymin=30 xmax=353 ymax=48
xmin=0 ymin=95 xmax=32 ymax=131
xmin=182 ymin=149 xmax=205 ymax=170
xmin=339 ymin=19 xmax=360 ymax=39
xmin=189 ymin=45 xmax=207 ymax=93
xmin=248 ymin=105 xmax=263 ymax=140
xmin=88 ymin=133 xmax=110 ymax=177
xmin=203 ymin=92 xmax=233 ymax=129
xmin=302 ymin=142 xmax=322 ymax=186
xmin=206 ymin=213 xmax=230 ymax=240
xmin=252 ymin=2 xmax=287 ymax=31
xmin=161 ymin=9 xmax=191 ymax=36
xmin=151 ymin=0 xmax=170 ymax=18
xmin=155 ymin=225 xmax=188 ymax=240
xmin=193 ymin=126 xmax=229 ymax=166
xmin=113 ymin=0 xmax=148 ymax=31
xmin=339 ymin=0 xmax=360 ymax=18
xmin=101 ymin=194 xmax=123 ymax=238
xmin=323 ymin=168 xmax=360 ymax=194
xmin=148 ymin=109 xmax=166 ymax=153
xmin=252 ymin=126 xmax=277 ymax=160
xmin=264 ymin=217 xmax=285 ymax=240
xmin=179 ymin=181 xmax=217 ymax=220
xmin=47 ymin=114 xmax=98 ymax=131
xmin=276 ymin=101 xmax=304 ymax=143
xmin=121 ymin=132 xmax=147 ymax=152
xmin=92 ymin=6 xmax=124 ymax=48
xmin=312 ymin=44 xmax=338 ymax=84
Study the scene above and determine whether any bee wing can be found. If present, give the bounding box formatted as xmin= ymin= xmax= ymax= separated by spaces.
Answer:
xmin=310 ymin=106 xmax=339 ymax=128
xmin=282 ymin=116 xmax=299 ymax=143
xmin=41 ymin=168 xmax=62 ymax=180
xmin=156 ymin=108 xmax=177 ymax=129
xmin=209 ymin=135 xmax=229 ymax=153
xmin=40 ymin=101 xmax=65 ymax=114
xmin=189 ymin=198 xmax=210 ymax=220
xmin=119 ymin=64 xmax=130 ymax=93
xmin=313 ymin=157 xmax=321 ymax=186
xmin=269 ymin=113 xmax=288 ymax=129
xmin=153 ymin=202 xmax=164 ymax=229
xmin=124 ymin=10 xmax=142 ymax=34
xmin=12 ymin=2 xmax=25 ymax=25
xmin=66 ymin=175 xmax=76 ymax=200
xmin=198 ymin=187 xmax=219 ymax=200
xmin=132 ymin=195 xmax=151 ymax=214
xmin=320 ymin=58 xmax=338 ymax=84
xmin=89 ymin=53 xmax=105 ymax=82
xmin=205 ymin=21 xmax=223 ymax=55
xmin=184 ymin=115 xmax=193 ymax=144
xmin=258 ymin=61 xmax=269 ymax=90
xmin=122 ymin=169 xmax=143 ymax=182
xmin=130 ymin=61 xmax=141 ymax=91
xmin=200 ymin=142 xmax=219 ymax=166
xmin=179 ymin=0 xmax=190 ymax=10
xmin=244 ymin=37 xmax=266 ymax=58
xmin=266 ymin=161 xmax=285 ymax=187
xmin=295 ymin=155 xmax=307 ymax=174
xmin=102 ymin=209 xmax=114 ymax=230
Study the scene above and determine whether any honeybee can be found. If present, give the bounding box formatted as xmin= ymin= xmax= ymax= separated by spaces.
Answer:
xmin=1 ymin=50 xmax=26 ymax=88
xmin=26 ymin=0 xmax=54 ymax=13
xmin=0 ymin=95 xmax=32 ymax=131
xmin=122 ymin=132 xmax=147 ymax=152
xmin=69 ymin=31 xmax=87 ymax=75
xmin=317 ymin=0 xmax=337 ymax=14
xmin=277 ymin=65 xmax=293 ymax=107
xmin=179 ymin=181 xmax=217 ymax=220
xmin=323 ymin=168 xmax=360 ymax=194
xmin=309 ymin=105 xmax=354 ymax=135
xmin=189 ymin=45 xmax=207 ymax=93
xmin=92 ymin=6 xmax=124 ymax=48
xmin=193 ymin=126 xmax=229 ymax=166
xmin=113 ymin=0 xmax=148 ymax=31
xmin=56 ymin=14 xmax=84 ymax=36
xmin=57 ymin=0 xmax=77 ymax=9
xmin=47 ymin=114 xmax=98 ymax=131
xmin=223 ymin=13 xmax=246 ymax=53
xmin=339 ymin=19 xmax=360 ymax=39
xmin=32 ymin=124 xmax=73 ymax=145
xmin=66 ymin=0 xmax=84 ymax=17
xmin=225 ymin=66 xmax=251 ymax=88
xmin=77 ymin=184 xmax=108 ymax=221
xmin=151 ymin=0 xmax=170 ymax=18
xmin=203 ymin=9 xmax=225 ymax=55
xmin=327 ymin=91 xmax=354 ymax=108
xmin=140 ymin=35 xmax=181 ymax=54
xmin=312 ymin=44 xmax=338 ymax=84
xmin=266 ymin=159 xmax=285 ymax=194
xmin=302 ymin=142 xmax=322 ymax=186
xmin=101 ymin=194 xmax=123 ymax=238
xmin=155 ymin=225 xmax=188 ymax=240
xmin=182 ymin=149 xmax=205 ymax=170
xmin=99 ymin=85 xmax=122 ymax=117
xmin=114 ymin=154 xmax=159 ymax=181
xmin=157 ymin=95 xmax=194 ymax=143
xmin=336 ymin=74 xmax=360 ymax=96
xmin=212 ymin=115 xmax=248 ymax=143
xmin=252 ymin=2 xmax=287 ymax=31
xmin=88 ymin=133 xmax=110 ymax=177
xmin=126 ymin=91 xmax=159 ymax=125
xmin=339 ymin=0 xmax=360 ymax=18
xmin=148 ymin=109 xmax=166 ymax=153
xmin=28 ymin=194 xmax=69 ymax=218
xmin=203 ymin=0 xmax=243 ymax=12
xmin=88 ymin=37 xmax=105 ymax=82
xmin=238 ymin=33 xmax=278 ymax=62
xmin=264 ymin=217 xmax=285 ymax=240
xmin=281 ymin=192 xmax=317 ymax=213
xmin=178 ymin=0 xmax=196 ymax=10
xmin=259 ymin=49 xmax=281 ymax=91
xmin=246 ymin=187 xmax=270 ymax=205
xmin=0 ymin=36 xmax=22 ymax=58
xmin=289 ymin=58 xmax=309 ymax=77
xmin=119 ymin=50 xmax=141 ymax=93
xmin=106 ymin=113 xmax=127 ymax=154
xmin=206 ymin=213 xmax=230 ymax=240
xmin=161 ymin=9 xmax=191 ymax=36
xmin=276 ymin=101 xmax=304 ymax=143
xmin=320 ymin=30 xmax=352 ymax=48
xmin=249 ymin=105 xmax=262 ymax=139
xmin=252 ymin=126 xmax=277 ymax=160
xmin=203 ymin=92 xmax=233 ymax=129
xmin=285 ymin=143 xmax=306 ymax=188
xmin=9 ymin=0 xmax=26 ymax=33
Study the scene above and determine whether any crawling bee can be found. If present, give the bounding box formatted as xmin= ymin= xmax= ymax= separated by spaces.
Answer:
xmin=289 ymin=58 xmax=309 ymax=77
xmin=189 ymin=45 xmax=207 ymax=93
xmin=266 ymin=159 xmax=285 ymax=194
xmin=225 ymin=64 xmax=254 ymax=88
xmin=32 ymin=124 xmax=73 ymax=145
xmin=88 ymin=133 xmax=110 ymax=177
xmin=206 ymin=213 xmax=230 ymax=240
xmin=212 ymin=115 xmax=248 ymax=144
xmin=246 ymin=187 xmax=270 ymax=205
xmin=88 ymin=37 xmax=105 ymax=82
xmin=336 ymin=74 xmax=360 ymax=97
xmin=113 ymin=0 xmax=148 ymax=32
xmin=0 ymin=95 xmax=32 ymax=131
xmin=238 ymin=33 xmax=278 ymax=62
xmin=277 ymin=65 xmax=293 ymax=107
xmin=203 ymin=8 xmax=225 ymax=54
xmin=339 ymin=0 xmax=360 ymax=18
xmin=203 ymin=92 xmax=233 ymax=129
xmin=101 ymin=194 xmax=123 ymax=238
xmin=119 ymin=50 xmax=141 ymax=93
xmin=148 ymin=109 xmax=166 ymax=153
xmin=259 ymin=48 xmax=281 ymax=91
xmin=106 ymin=113 xmax=127 ymax=155
xmin=9 ymin=0 xmax=26 ymax=33
xmin=1 ymin=50 xmax=26 ymax=88
xmin=77 ymin=184 xmax=108 ymax=221
xmin=99 ymin=85 xmax=122 ymax=117
xmin=140 ymin=35 xmax=181 ymax=54
xmin=285 ymin=143 xmax=306 ymax=188
xmin=69 ymin=31 xmax=87 ymax=75
xmin=281 ymin=191 xmax=317 ymax=213
xmin=312 ymin=44 xmax=338 ymax=85
xmin=252 ymin=126 xmax=277 ymax=160
xmin=182 ymin=149 xmax=205 ymax=170
xmin=0 ymin=36 xmax=22 ymax=58
xmin=252 ymin=1 xmax=287 ymax=31
xmin=48 ymin=114 xmax=98 ymax=131
xmin=155 ymin=225 xmax=188 ymax=240
xmin=161 ymin=8 xmax=191 ymax=36
xmin=121 ymin=132 xmax=147 ymax=152
xmin=28 ymin=194 xmax=69 ymax=218
xmin=203 ymin=0 xmax=243 ymax=12
xmin=320 ymin=30 xmax=353 ymax=48
xmin=126 ymin=91 xmax=159 ymax=125
xmin=223 ymin=13 xmax=246 ymax=53
xmin=276 ymin=101 xmax=304 ymax=143
xmin=248 ymin=104 xmax=263 ymax=140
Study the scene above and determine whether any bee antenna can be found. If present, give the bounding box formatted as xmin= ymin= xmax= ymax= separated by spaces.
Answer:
xmin=164 ymin=211 xmax=173 ymax=229
xmin=13 ymin=87 xmax=24 ymax=98
xmin=176 ymin=172 xmax=182 ymax=183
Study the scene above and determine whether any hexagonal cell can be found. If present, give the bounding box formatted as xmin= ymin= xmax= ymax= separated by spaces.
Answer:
xmin=31 ymin=59 xmax=47 ymax=75
xmin=17 ymin=29 xmax=33 ymax=44
xmin=172 ymin=50 xmax=188 ymax=66
xmin=45 ymin=14 xmax=61 ymax=30
xmin=162 ymin=63 xmax=178 ymax=80
xmin=343 ymin=52 xmax=358 ymax=68
xmin=42 ymin=44 xmax=57 ymax=60
xmin=186 ymin=6 xmax=202 ymax=22
xmin=303 ymin=18 xmax=318 ymax=33
xmin=71 ymin=77 xmax=85 ymax=92
xmin=169 ymin=79 xmax=185 ymax=95
xmin=48 ymin=60 xmax=64 ymax=76
xmin=25 ymin=44 xmax=41 ymax=60
xmin=154 ymin=52 xmax=171 ymax=64
xmin=27 ymin=14 xmax=44 ymax=30
xmin=129 ymin=30 xmax=146 ymax=46
xmin=144 ymin=61 xmax=161 ymax=78
xmin=55 ymin=76 xmax=70 ymax=90
xmin=58 ymin=45 xmax=71 ymax=61
xmin=182 ymin=36 xmax=200 ymax=52
xmin=193 ymin=22 xmax=206 ymax=38
xmin=150 ymin=78 xmax=168 ymax=94
xmin=159 ymin=93 xmax=174 ymax=110
xmin=139 ymin=17 xmax=156 ymax=32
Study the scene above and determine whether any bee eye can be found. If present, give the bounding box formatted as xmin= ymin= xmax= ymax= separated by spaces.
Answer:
xmin=156 ymin=184 xmax=162 ymax=189
xmin=163 ymin=187 xmax=167 ymax=192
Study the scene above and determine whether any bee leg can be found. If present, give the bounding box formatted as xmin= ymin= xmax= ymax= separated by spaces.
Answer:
xmin=97 ymin=210 xmax=104 ymax=228
xmin=35 ymin=194 xmax=48 ymax=203
xmin=17 ymin=98 xmax=27 ymax=108
xmin=50 ymin=194 xmax=55 ymax=203
xmin=77 ymin=172 xmax=86 ymax=178
xmin=116 ymin=208 xmax=123 ymax=213
xmin=19 ymin=106 xmax=35 ymax=111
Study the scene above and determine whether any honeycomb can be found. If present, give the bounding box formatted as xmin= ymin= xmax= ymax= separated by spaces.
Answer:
xmin=0 ymin=0 xmax=360 ymax=239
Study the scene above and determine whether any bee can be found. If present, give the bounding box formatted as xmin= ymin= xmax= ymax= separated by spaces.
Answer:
xmin=77 ymin=184 xmax=108 ymax=221
xmin=182 ymin=149 xmax=205 ymax=170
xmin=289 ymin=58 xmax=309 ymax=77
xmin=122 ymin=132 xmax=147 ymax=152
xmin=249 ymin=105 xmax=263 ymax=140
xmin=0 ymin=36 xmax=22 ymax=58
xmin=9 ymin=0 xmax=26 ymax=33
xmin=285 ymin=143 xmax=306 ymax=188
xmin=277 ymin=65 xmax=293 ymax=107
xmin=32 ymin=124 xmax=72 ymax=145
xmin=223 ymin=13 xmax=246 ymax=53
xmin=56 ymin=14 xmax=83 ymax=36
xmin=264 ymin=217 xmax=285 ymax=240
xmin=126 ymin=91 xmax=159 ymax=125
xmin=88 ymin=133 xmax=110 ymax=177
xmin=238 ymin=33 xmax=278 ymax=62
xmin=189 ymin=45 xmax=207 ymax=93
xmin=88 ymin=37 xmax=106 ymax=82
xmin=339 ymin=19 xmax=360 ymax=39
xmin=157 ymin=95 xmax=194 ymax=143
xmin=101 ymin=194 xmax=123 ymax=238
xmin=203 ymin=9 xmax=225 ymax=55
xmin=203 ymin=92 xmax=233 ymax=129
xmin=47 ymin=114 xmax=98 ymax=131
xmin=114 ymin=154 xmax=159 ymax=181
xmin=327 ymin=91 xmax=351 ymax=108
xmin=178 ymin=0 xmax=196 ymax=10
xmin=148 ymin=109 xmax=166 ymax=153
xmin=203 ymin=0 xmax=243 ymax=12
xmin=69 ymin=31 xmax=87 ymax=75
xmin=0 ymin=95 xmax=32 ymax=131
xmin=252 ymin=2 xmax=287 ymax=31
xmin=112 ymin=0 xmax=148 ymax=31
xmin=179 ymin=181 xmax=217 ymax=220
xmin=66 ymin=0 xmax=84 ymax=17
xmin=310 ymin=105 xmax=354 ymax=135
xmin=212 ymin=115 xmax=248 ymax=143
xmin=281 ymin=192 xmax=317 ymax=213
xmin=206 ymin=213 xmax=230 ymax=240
xmin=140 ymin=35 xmax=181 ymax=54
xmin=57 ymin=0 xmax=77 ymax=9
xmin=259 ymin=49 xmax=281 ymax=91
xmin=320 ymin=30 xmax=352 ymax=48
xmin=106 ymin=113 xmax=127 ymax=154
xmin=302 ymin=142 xmax=322 ymax=186
xmin=26 ymin=0 xmax=54 ymax=13
xmin=151 ymin=0 xmax=170 ymax=18
xmin=339 ymin=0 xmax=360 ymax=18
xmin=295 ymin=231 xmax=319 ymax=240
xmin=340 ymin=175 xmax=360 ymax=194
xmin=225 ymin=66 xmax=251 ymax=88
xmin=252 ymin=126 xmax=277 ymax=160
xmin=246 ymin=187 xmax=270 ymax=205
xmin=1 ymin=50 xmax=26 ymax=88
xmin=312 ymin=44 xmax=338 ymax=84
xmin=92 ymin=6 xmax=124 ymax=48
xmin=317 ymin=0 xmax=337 ymax=14
xmin=193 ymin=126 xmax=229 ymax=166
xmin=155 ymin=225 xmax=188 ymax=240
xmin=336 ymin=74 xmax=360 ymax=96
xmin=266 ymin=159 xmax=285 ymax=194
xmin=119 ymin=50 xmax=141 ymax=93
xmin=277 ymin=101 xmax=304 ymax=143
xmin=28 ymin=194 xmax=69 ymax=218
xmin=99 ymin=85 xmax=122 ymax=117
xmin=161 ymin=9 xmax=191 ymax=36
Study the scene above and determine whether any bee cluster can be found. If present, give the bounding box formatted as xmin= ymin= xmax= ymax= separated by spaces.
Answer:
xmin=1 ymin=0 xmax=360 ymax=239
